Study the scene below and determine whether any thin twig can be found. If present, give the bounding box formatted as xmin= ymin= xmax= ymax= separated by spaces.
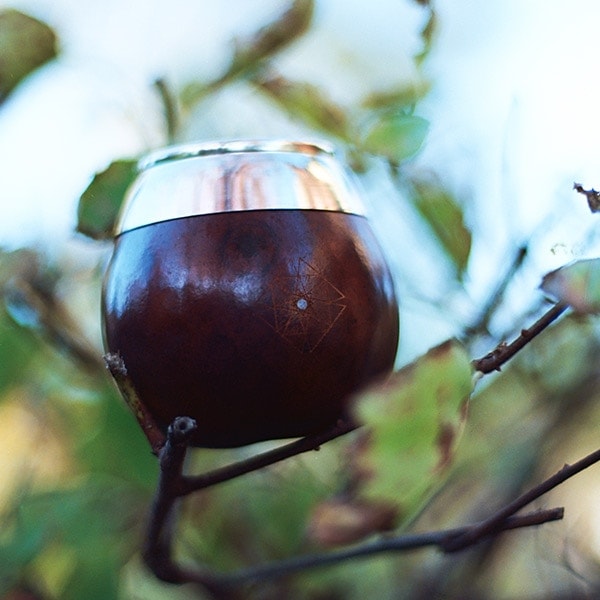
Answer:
xmin=104 ymin=352 xmax=166 ymax=455
xmin=179 ymin=419 xmax=356 ymax=495
xmin=472 ymin=301 xmax=569 ymax=373
xmin=222 ymin=508 xmax=564 ymax=585
xmin=464 ymin=244 xmax=528 ymax=337
xmin=441 ymin=446 xmax=600 ymax=552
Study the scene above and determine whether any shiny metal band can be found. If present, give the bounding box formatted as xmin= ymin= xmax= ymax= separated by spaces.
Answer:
xmin=116 ymin=140 xmax=366 ymax=234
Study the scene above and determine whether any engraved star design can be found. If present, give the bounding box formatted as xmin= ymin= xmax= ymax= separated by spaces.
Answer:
xmin=266 ymin=257 xmax=347 ymax=353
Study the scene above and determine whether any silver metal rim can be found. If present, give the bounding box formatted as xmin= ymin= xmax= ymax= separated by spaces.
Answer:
xmin=115 ymin=139 xmax=366 ymax=234
xmin=138 ymin=139 xmax=336 ymax=171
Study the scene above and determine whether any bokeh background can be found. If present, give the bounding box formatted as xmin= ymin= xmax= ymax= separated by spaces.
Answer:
xmin=1 ymin=1 xmax=600 ymax=598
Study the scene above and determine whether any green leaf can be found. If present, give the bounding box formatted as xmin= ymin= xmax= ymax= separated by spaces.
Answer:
xmin=361 ymin=113 xmax=429 ymax=163
xmin=18 ymin=481 xmax=142 ymax=545
xmin=61 ymin=549 xmax=121 ymax=600
xmin=0 ymin=307 xmax=38 ymax=395
xmin=256 ymin=73 xmax=350 ymax=140
xmin=541 ymin=258 xmax=600 ymax=314
xmin=11 ymin=481 xmax=139 ymax=600
xmin=350 ymin=340 xmax=473 ymax=520
xmin=411 ymin=177 xmax=472 ymax=277
xmin=76 ymin=159 xmax=137 ymax=240
xmin=0 ymin=524 xmax=46 ymax=592
xmin=76 ymin=386 xmax=159 ymax=491
xmin=0 ymin=250 xmax=43 ymax=395
xmin=0 ymin=9 xmax=58 ymax=101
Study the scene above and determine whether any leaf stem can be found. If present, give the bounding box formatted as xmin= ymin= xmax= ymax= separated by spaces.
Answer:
xmin=153 ymin=78 xmax=179 ymax=143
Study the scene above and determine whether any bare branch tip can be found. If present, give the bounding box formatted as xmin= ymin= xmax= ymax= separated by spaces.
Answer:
xmin=103 ymin=352 xmax=127 ymax=376
xmin=167 ymin=416 xmax=198 ymax=444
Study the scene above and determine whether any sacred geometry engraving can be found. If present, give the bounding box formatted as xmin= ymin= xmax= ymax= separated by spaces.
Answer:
xmin=265 ymin=257 xmax=347 ymax=353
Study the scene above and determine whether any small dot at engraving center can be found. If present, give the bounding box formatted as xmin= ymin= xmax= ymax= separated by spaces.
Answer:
xmin=296 ymin=298 xmax=308 ymax=310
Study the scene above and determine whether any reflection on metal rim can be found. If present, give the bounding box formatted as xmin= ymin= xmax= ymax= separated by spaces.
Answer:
xmin=116 ymin=139 xmax=366 ymax=234
xmin=138 ymin=139 xmax=336 ymax=170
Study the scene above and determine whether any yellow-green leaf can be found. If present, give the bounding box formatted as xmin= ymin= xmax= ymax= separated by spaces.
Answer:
xmin=350 ymin=340 xmax=473 ymax=520
xmin=0 ymin=9 xmax=58 ymax=101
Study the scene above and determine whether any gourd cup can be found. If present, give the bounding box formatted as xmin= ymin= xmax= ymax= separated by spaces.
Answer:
xmin=101 ymin=140 xmax=399 ymax=448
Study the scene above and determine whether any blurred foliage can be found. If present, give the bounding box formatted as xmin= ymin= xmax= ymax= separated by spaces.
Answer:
xmin=0 ymin=9 xmax=57 ymax=102
xmin=302 ymin=341 xmax=473 ymax=549
xmin=351 ymin=341 xmax=472 ymax=512
xmin=255 ymin=72 xmax=352 ymax=142
xmin=2 ymin=2 xmax=600 ymax=600
xmin=361 ymin=113 xmax=429 ymax=164
xmin=0 ymin=249 xmax=158 ymax=599
xmin=410 ymin=176 xmax=473 ymax=279
xmin=542 ymin=258 xmax=600 ymax=314
xmin=76 ymin=160 xmax=138 ymax=241
xmin=180 ymin=0 xmax=314 ymax=110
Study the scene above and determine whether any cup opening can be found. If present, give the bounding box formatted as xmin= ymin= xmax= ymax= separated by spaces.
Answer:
xmin=138 ymin=139 xmax=335 ymax=172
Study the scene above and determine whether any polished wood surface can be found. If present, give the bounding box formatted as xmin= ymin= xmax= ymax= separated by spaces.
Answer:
xmin=102 ymin=209 xmax=399 ymax=447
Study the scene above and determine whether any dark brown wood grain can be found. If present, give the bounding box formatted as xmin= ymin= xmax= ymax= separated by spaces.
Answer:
xmin=102 ymin=209 xmax=399 ymax=447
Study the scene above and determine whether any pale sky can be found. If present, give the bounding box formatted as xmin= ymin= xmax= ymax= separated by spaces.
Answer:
xmin=2 ymin=0 xmax=600 ymax=348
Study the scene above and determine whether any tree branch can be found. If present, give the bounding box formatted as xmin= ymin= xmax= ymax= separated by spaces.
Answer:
xmin=179 ymin=419 xmax=356 ymax=495
xmin=221 ymin=508 xmax=564 ymax=585
xmin=142 ymin=417 xmax=235 ymax=599
xmin=441 ymin=446 xmax=600 ymax=552
xmin=104 ymin=352 xmax=166 ymax=455
xmin=104 ymin=299 xmax=570 ymax=471
xmin=464 ymin=244 xmax=528 ymax=337
xmin=4 ymin=268 xmax=104 ymax=374
xmin=143 ymin=416 xmax=590 ymax=596
xmin=472 ymin=301 xmax=569 ymax=373
xmin=102 ymin=292 xmax=582 ymax=596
